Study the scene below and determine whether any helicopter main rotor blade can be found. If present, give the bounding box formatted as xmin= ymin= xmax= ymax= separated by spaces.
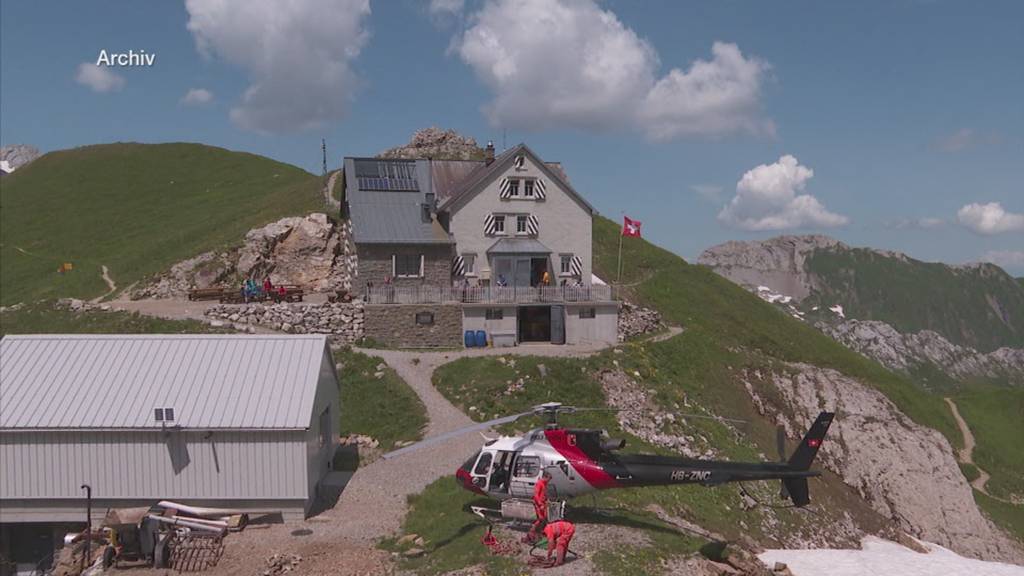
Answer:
xmin=382 ymin=410 xmax=534 ymax=460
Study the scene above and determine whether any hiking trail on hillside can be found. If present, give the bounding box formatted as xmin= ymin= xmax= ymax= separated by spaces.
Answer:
xmin=944 ymin=397 xmax=1012 ymax=504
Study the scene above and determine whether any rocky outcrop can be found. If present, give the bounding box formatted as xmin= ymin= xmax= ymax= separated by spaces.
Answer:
xmin=698 ymin=235 xmax=844 ymax=300
xmin=820 ymin=319 xmax=1024 ymax=384
xmin=377 ymin=127 xmax=484 ymax=160
xmin=0 ymin=144 xmax=41 ymax=172
xmin=204 ymin=301 xmax=364 ymax=343
xmin=744 ymin=363 xmax=1024 ymax=564
xmin=617 ymin=301 xmax=664 ymax=341
xmin=134 ymin=213 xmax=356 ymax=299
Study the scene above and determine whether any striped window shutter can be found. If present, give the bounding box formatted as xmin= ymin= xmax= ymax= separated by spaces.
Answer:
xmin=484 ymin=213 xmax=496 ymax=236
xmin=499 ymin=177 xmax=512 ymax=199
xmin=514 ymin=155 xmax=526 ymax=169
xmin=452 ymin=256 xmax=465 ymax=277
xmin=570 ymin=256 xmax=583 ymax=277
xmin=526 ymin=215 xmax=539 ymax=236
xmin=534 ymin=178 xmax=546 ymax=200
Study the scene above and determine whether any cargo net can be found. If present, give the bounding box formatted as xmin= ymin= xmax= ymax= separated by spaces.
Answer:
xmin=481 ymin=526 xmax=520 ymax=556
xmin=170 ymin=533 xmax=225 ymax=572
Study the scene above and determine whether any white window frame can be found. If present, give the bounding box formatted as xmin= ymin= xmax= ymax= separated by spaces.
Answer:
xmin=463 ymin=253 xmax=477 ymax=276
xmin=493 ymin=214 xmax=506 ymax=235
xmin=507 ymin=179 xmax=520 ymax=197
xmin=393 ymin=254 xmax=424 ymax=278
xmin=524 ymin=179 xmax=535 ymax=197
xmin=516 ymin=214 xmax=529 ymax=235
xmin=559 ymin=254 xmax=573 ymax=276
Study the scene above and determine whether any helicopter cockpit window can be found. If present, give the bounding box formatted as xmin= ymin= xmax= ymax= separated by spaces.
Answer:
xmin=473 ymin=451 xmax=493 ymax=475
xmin=513 ymin=455 xmax=540 ymax=477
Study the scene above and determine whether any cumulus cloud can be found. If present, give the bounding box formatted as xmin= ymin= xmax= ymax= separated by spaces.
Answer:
xmin=930 ymin=128 xmax=1000 ymax=153
xmin=181 ymin=88 xmax=214 ymax=106
xmin=691 ymin=184 xmax=723 ymax=202
xmin=957 ymin=202 xmax=1024 ymax=235
xmin=429 ymin=0 xmax=465 ymax=16
xmin=980 ymin=250 xmax=1024 ymax=269
xmin=887 ymin=217 xmax=946 ymax=230
xmin=718 ymin=155 xmax=849 ymax=231
xmin=185 ymin=0 xmax=371 ymax=133
xmin=75 ymin=62 xmax=125 ymax=93
xmin=454 ymin=0 xmax=770 ymax=139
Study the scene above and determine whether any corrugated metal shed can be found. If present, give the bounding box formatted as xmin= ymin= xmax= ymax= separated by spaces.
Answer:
xmin=0 ymin=334 xmax=330 ymax=430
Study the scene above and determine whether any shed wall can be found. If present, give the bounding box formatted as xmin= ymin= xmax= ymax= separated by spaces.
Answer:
xmin=0 ymin=430 xmax=308 ymax=502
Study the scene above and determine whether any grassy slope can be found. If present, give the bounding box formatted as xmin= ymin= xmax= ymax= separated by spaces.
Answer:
xmin=335 ymin=347 xmax=427 ymax=453
xmin=954 ymin=385 xmax=1024 ymax=499
xmin=0 ymin=143 xmax=321 ymax=305
xmin=804 ymin=248 xmax=1024 ymax=352
xmin=0 ymin=300 xmax=228 ymax=335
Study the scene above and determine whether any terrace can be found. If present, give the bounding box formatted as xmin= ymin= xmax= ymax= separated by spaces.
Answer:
xmin=362 ymin=284 xmax=617 ymax=305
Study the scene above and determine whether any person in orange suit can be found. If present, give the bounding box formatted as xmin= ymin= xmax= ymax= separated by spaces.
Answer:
xmin=525 ymin=470 xmax=552 ymax=542
xmin=542 ymin=520 xmax=576 ymax=567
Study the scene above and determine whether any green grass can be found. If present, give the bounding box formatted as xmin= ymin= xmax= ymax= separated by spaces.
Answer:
xmin=974 ymin=490 xmax=1024 ymax=543
xmin=335 ymin=347 xmax=427 ymax=452
xmin=804 ymin=247 xmax=1024 ymax=352
xmin=954 ymin=385 xmax=1024 ymax=501
xmin=0 ymin=143 xmax=321 ymax=305
xmin=0 ymin=300 xmax=229 ymax=335
xmin=381 ymin=477 xmax=522 ymax=575
xmin=959 ymin=463 xmax=981 ymax=484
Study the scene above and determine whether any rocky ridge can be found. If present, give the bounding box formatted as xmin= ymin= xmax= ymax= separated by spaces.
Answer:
xmin=0 ymin=144 xmax=42 ymax=172
xmin=698 ymin=235 xmax=844 ymax=300
xmin=820 ymin=319 xmax=1024 ymax=384
xmin=744 ymin=363 xmax=1024 ymax=564
xmin=134 ymin=213 xmax=356 ymax=299
xmin=377 ymin=127 xmax=485 ymax=161
xmin=617 ymin=301 xmax=664 ymax=341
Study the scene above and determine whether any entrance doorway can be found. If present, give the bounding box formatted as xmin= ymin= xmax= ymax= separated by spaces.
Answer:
xmin=518 ymin=306 xmax=551 ymax=342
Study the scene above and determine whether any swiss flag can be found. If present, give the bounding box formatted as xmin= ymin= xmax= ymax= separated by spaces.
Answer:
xmin=622 ymin=216 xmax=642 ymax=237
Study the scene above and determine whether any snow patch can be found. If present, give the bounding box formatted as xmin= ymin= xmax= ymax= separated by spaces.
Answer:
xmin=0 ymin=160 xmax=12 ymax=174
xmin=829 ymin=304 xmax=845 ymax=318
xmin=759 ymin=537 xmax=1024 ymax=576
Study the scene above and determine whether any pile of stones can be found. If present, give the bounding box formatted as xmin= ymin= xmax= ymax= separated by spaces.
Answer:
xmin=204 ymin=301 xmax=365 ymax=342
xmin=617 ymin=301 xmax=663 ymax=342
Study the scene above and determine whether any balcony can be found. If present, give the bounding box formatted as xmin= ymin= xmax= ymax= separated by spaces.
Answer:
xmin=362 ymin=284 xmax=617 ymax=305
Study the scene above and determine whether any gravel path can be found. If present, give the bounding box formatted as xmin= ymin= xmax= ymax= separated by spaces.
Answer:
xmin=944 ymin=397 xmax=1009 ymax=502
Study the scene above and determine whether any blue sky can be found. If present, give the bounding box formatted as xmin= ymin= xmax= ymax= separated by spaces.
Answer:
xmin=2 ymin=0 xmax=1022 ymax=273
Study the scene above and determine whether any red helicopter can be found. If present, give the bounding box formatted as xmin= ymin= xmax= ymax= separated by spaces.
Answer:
xmin=385 ymin=402 xmax=834 ymax=521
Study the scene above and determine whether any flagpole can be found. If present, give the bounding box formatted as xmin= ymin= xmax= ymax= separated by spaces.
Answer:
xmin=617 ymin=230 xmax=623 ymax=284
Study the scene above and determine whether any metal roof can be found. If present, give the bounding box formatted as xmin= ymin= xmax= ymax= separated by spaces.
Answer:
xmin=0 ymin=335 xmax=332 ymax=430
xmin=345 ymin=158 xmax=454 ymax=245
xmin=487 ymin=238 xmax=552 ymax=254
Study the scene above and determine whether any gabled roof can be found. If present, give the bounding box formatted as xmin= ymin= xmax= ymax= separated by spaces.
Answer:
xmin=439 ymin=144 xmax=595 ymax=214
xmin=0 ymin=335 xmax=333 ymax=430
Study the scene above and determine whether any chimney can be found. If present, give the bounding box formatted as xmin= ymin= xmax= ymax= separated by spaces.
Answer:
xmin=485 ymin=141 xmax=495 ymax=165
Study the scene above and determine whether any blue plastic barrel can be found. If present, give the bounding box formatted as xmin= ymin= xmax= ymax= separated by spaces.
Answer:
xmin=475 ymin=330 xmax=487 ymax=348
xmin=464 ymin=330 xmax=476 ymax=348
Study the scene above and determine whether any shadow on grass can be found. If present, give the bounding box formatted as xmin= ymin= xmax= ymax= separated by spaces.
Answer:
xmin=568 ymin=506 xmax=684 ymax=538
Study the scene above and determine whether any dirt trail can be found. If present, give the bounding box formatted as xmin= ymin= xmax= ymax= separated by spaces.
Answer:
xmin=89 ymin=265 xmax=117 ymax=303
xmin=944 ymin=397 xmax=997 ymax=497
xmin=324 ymin=170 xmax=341 ymax=212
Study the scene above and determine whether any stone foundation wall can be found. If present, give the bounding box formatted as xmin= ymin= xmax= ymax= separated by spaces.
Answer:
xmin=363 ymin=304 xmax=462 ymax=348
xmin=204 ymin=301 xmax=365 ymax=343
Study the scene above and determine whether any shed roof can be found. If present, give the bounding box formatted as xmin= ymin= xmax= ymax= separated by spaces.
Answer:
xmin=345 ymin=157 xmax=454 ymax=245
xmin=0 ymin=335 xmax=332 ymax=430
xmin=487 ymin=238 xmax=552 ymax=254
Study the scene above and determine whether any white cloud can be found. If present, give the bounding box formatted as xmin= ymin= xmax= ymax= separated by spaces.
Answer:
xmin=181 ymin=88 xmax=214 ymax=106
xmin=980 ymin=250 xmax=1024 ymax=269
xmin=888 ymin=217 xmax=946 ymax=230
xmin=75 ymin=62 xmax=125 ymax=93
xmin=930 ymin=128 xmax=1000 ymax=153
xmin=429 ymin=0 xmax=465 ymax=16
xmin=691 ymin=184 xmax=723 ymax=202
xmin=454 ymin=0 xmax=770 ymax=139
xmin=185 ymin=0 xmax=371 ymax=134
xmin=718 ymin=155 xmax=849 ymax=231
xmin=957 ymin=202 xmax=1024 ymax=235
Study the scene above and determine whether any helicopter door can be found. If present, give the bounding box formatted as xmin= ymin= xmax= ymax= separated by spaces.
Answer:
xmin=509 ymin=454 xmax=542 ymax=498
xmin=470 ymin=450 xmax=495 ymax=491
